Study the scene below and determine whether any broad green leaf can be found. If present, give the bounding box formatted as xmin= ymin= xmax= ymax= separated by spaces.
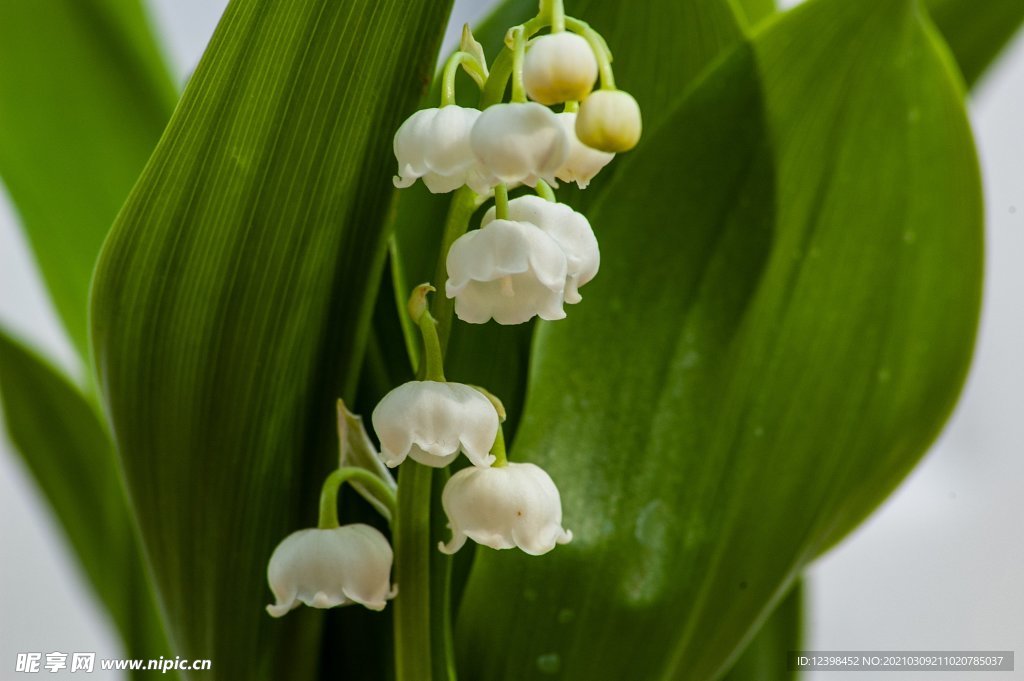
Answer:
xmin=0 ymin=329 xmax=172 ymax=668
xmin=454 ymin=0 xmax=982 ymax=679
xmin=90 ymin=0 xmax=453 ymax=678
xmin=0 ymin=0 xmax=175 ymax=360
xmin=926 ymin=0 xmax=1024 ymax=87
xmin=722 ymin=582 xmax=802 ymax=681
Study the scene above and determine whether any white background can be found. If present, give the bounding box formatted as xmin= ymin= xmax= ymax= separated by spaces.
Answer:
xmin=1 ymin=1 xmax=1021 ymax=679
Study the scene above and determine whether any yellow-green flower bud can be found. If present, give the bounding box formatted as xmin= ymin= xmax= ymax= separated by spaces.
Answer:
xmin=523 ymin=32 xmax=598 ymax=105
xmin=575 ymin=90 xmax=642 ymax=153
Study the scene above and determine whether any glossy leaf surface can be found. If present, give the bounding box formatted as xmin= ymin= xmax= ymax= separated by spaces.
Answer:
xmin=454 ymin=1 xmax=982 ymax=679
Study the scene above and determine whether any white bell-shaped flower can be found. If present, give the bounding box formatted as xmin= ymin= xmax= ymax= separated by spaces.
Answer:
xmin=553 ymin=112 xmax=614 ymax=189
xmin=266 ymin=524 xmax=395 ymax=616
xmin=445 ymin=219 xmax=568 ymax=325
xmin=523 ymin=32 xmax=598 ymax=105
xmin=482 ymin=195 xmax=599 ymax=304
xmin=393 ymin=106 xmax=493 ymax=194
xmin=576 ymin=90 xmax=643 ymax=153
xmin=372 ymin=381 xmax=499 ymax=468
xmin=439 ymin=462 xmax=573 ymax=556
xmin=470 ymin=103 xmax=569 ymax=188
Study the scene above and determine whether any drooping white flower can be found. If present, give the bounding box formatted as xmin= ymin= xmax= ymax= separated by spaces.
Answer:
xmin=439 ymin=462 xmax=573 ymax=556
xmin=470 ymin=103 xmax=569 ymax=188
xmin=523 ymin=32 xmax=598 ymax=105
xmin=553 ymin=112 xmax=614 ymax=189
xmin=393 ymin=106 xmax=493 ymax=194
xmin=576 ymin=90 xmax=643 ymax=153
xmin=266 ymin=524 xmax=395 ymax=616
xmin=372 ymin=381 xmax=499 ymax=468
xmin=445 ymin=219 xmax=568 ymax=325
xmin=482 ymin=195 xmax=599 ymax=304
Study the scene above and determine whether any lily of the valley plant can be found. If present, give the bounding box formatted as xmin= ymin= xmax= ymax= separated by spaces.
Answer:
xmin=0 ymin=0 xmax=1002 ymax=677
xmin=267 ymin=0 xmax=633 ymax=627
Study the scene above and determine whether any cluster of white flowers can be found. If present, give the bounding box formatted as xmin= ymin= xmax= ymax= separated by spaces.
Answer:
xmin=266 ymin=1 xmax=638 ymax=617
xmin=394 ymin=14 xmax=640 ymax=326
xmin=374 ymin=372 xmax=573 ymax=557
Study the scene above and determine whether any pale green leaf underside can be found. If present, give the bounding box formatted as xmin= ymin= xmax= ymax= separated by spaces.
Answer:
xmin=0 ymin=329 xmax=172 ymax=667
xmin=454 ymin=1 xmax=982 ymax=679
xmin=90 ymin=0 xmax=453 ymax=678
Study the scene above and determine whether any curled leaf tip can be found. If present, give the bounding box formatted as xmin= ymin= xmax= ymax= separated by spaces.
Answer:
xmin=407 ymin=283 xmax=436 ymax=323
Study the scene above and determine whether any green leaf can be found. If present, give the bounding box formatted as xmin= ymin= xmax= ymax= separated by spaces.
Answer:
xmin=90 ymin=0 xmax=453 ymax=678
xmin=722 ymin=582 xmax=802 ymax=681
xmin=0 ymin=0 xmax=175 ymax=360
xmin=735 ymin=0 xmax=776 ymax=25
xmin=0 ymin=329 xmax=173 ymax=667
xmin=926 ymin=0 xmax=1024 ymax=87
xmin=453 ymin=0 xmax=982 ymax=678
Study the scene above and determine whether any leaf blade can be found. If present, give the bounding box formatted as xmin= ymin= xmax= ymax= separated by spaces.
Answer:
xmin=453 ymin=0 xmax=982 ymax=678
xmin=0 ymin=328 xmax=172 ymax=665
xmin=0 ymin=0 xmax=174 ymax=360
xmin=90 ymin=0 xmax=453 ymax=677
xmin=925 ymin=0 xmax=1024 ymax=87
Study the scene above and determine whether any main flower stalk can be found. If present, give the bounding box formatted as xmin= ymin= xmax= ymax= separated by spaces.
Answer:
xmin=393 ymin=190 xmax=477 ymax=681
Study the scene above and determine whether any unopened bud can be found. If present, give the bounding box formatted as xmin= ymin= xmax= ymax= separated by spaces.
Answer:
xmin=575 ymin=90 xmax=642 ymax=153
xmin=523 ymin=33 xmax=598 ymax=106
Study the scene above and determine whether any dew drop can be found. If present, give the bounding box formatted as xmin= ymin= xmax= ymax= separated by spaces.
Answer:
xmin=557 ymin=608 xmax=575 ymax=624
xmin=536 ymin=653 xmax=561 ymax=675
xmin=680 ymin=349 xmax=701 ymax=369
xmin=523 ymin=587 xmax=538 ymax=602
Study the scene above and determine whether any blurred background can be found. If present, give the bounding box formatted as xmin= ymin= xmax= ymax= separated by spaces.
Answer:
xmin=1 ymin=0 xmax=1021 ymax=678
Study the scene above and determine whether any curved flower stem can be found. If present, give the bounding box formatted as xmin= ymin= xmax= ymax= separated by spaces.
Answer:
xmin=410 ymin=286 xmax=446 ymax=382
xmin=440 ymin=52 xmax=487 ymax=106
xmin=535 ymin=180 xmax=556 ymax=202
xmin=509 ymin=26 xmax=528 ymax=102
xmin=318 ymin=467 xmax=398 ymax=529
xmin=565 ymin=17 xmax=616 ymax=89
xmin=491 ymin=427 xmax=509 ymax=468
xmin=430 ymin=186 xmax=478 ymax=352
xmin=540 ymin=0 xmax=565 ymax=32
xmin=495 ymin=184 xmax=510 ymax=219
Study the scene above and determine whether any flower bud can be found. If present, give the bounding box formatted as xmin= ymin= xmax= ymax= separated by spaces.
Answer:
xmin=445 ymin=219 xmax=568 ymax=325
xmin=439 ymin=462 xmax=573 ymax=556
xmin=523 ymin=32 xmax=598 ymax=105
xmin=553 ymin=112 xmax=614 ymax=189
xmin=575 ymin=90 xmax=642 ymax=153
xmin=266 ymin=524 xmax=395 ymax=616
xmin=470 ymin=103 xmax=569 ymax=188
xmin=372 ymin=381 xmax=499 ymax=468
xmin=482 ymin=195 xmax=599 ymax=304
xmin=393 ymin=106 xmax=493 ymax=194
